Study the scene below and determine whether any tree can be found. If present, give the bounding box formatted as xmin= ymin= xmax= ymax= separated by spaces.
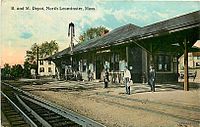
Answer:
xmin=25 ymin=43 xmax=38 ymax=64
xmin=39 ymin=40 xmax=59 ymax=58
xmin=10 ymin=64 xmax=23 ymax=79
xmin=1 ymin=63 xmax=11 ymax=79
xmin=25 ymin=40 xmax=59 ymax=64
xmin=79 ymin=26 xmax=109 ymax=42
xmin=1 ymin=64 xmax=24 ymax=79
xmin=23 ymin=61 xmax=32 ymax=78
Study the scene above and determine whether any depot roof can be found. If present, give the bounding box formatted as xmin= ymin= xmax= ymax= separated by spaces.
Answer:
xmin=47 ymin=10 xmax=200 ymax=60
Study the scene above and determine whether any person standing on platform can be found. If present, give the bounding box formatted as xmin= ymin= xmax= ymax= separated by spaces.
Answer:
xmin=87 ymin=69 xmax=91 ymax=81
xmin=104 ymin=68 xmax=109 ymax=88
xmin=124 ymin=66 xmax=131 ymax=95
xmin=148 ymin=65 xmax=156 ymax=92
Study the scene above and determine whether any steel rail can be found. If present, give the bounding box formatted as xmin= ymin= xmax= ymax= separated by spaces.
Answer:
xmin=15 ymin=94 xmax=52 ymax=127
xmin=20 ymin=94 xmax=105 ymax=127
xmin=2 ymin=81 xmax=106 ymax=127
xmin=1 ymin=91 xmax=38 ymax=127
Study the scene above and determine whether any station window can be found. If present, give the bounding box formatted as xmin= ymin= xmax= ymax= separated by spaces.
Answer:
xmin=40 ymin=67 xmax=44 ymax=72
xmin=40 ymin=60 xmax=43 ymax=65
xmin=156 ymin=55 xmax=171 ymax=72
xmin=48 ymin=67 xmax=52 ymax=72
xmin=197 ymin=56 xmax=200 ymax=60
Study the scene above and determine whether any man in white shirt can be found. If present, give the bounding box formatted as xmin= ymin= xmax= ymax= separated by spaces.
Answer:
xmin=124 ymin=66 xmax=131 ymax=95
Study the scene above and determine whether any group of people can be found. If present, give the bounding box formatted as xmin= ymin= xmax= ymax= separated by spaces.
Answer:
xmin=103 ymin=65 xmax=156 ymax=95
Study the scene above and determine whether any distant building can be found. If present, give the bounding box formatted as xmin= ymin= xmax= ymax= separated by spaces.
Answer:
xmin=38 ymin=60 xmax=56 ymax=76
xmin=179 ymin=52 xmax=200 ymax=69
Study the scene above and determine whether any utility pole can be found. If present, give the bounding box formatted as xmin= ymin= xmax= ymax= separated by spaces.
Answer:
xmin=184 ymin=40 xmax=189 ymax=91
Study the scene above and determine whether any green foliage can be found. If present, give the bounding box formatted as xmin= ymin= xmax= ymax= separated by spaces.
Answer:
xmin=1 ymin=63 xmax=24 ymax=79
xmin=25 ymin=43 xmax=38 ymax=64
xmin=1 ymin=63 xmax=11 ymax=79
xmin=23 ymin=61 xmax=32 ymax=78
xmin=79 ymin=26 xmax=109 ymax=42
xmin=10 ymin=64 xmax=23 ymax=79
xmin=25 ymin=40 xmax=59 ymax=64
xmin=39 ymin=40 xmax=59 ymax=58
xmin=1 ymin=62 xmax=35 ymax=79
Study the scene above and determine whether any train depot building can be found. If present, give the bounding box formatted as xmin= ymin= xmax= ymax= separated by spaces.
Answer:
xmin=46 ymin=11 xmax=200 ymax=83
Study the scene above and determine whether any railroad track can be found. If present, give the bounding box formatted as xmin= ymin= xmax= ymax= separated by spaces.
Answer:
xmin=1 ymin=82 xmax=105 ymax=127
xmin=1 ymin=92 xmax=35 ymax=127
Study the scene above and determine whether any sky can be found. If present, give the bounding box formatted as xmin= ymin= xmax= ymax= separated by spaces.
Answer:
xmin=0 ymin=0 xmax=200 ymax=67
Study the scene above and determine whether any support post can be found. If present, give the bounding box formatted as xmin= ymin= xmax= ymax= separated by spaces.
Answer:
xmin=184 ymin=40 xmax=189 ymax=91
xmin=126 ymin=46 xmax=129 ymax=66
xmin=36 ymin=46 xmax=39 ymax=79
xmin=150 ymin=43 xmax=153 ymax=65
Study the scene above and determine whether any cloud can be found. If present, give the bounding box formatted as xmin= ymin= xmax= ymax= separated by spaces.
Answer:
xmin=20 ymin=32 xmax=33 ymax=39
xmin=111 ymin=9 xmax=149 ymax=24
